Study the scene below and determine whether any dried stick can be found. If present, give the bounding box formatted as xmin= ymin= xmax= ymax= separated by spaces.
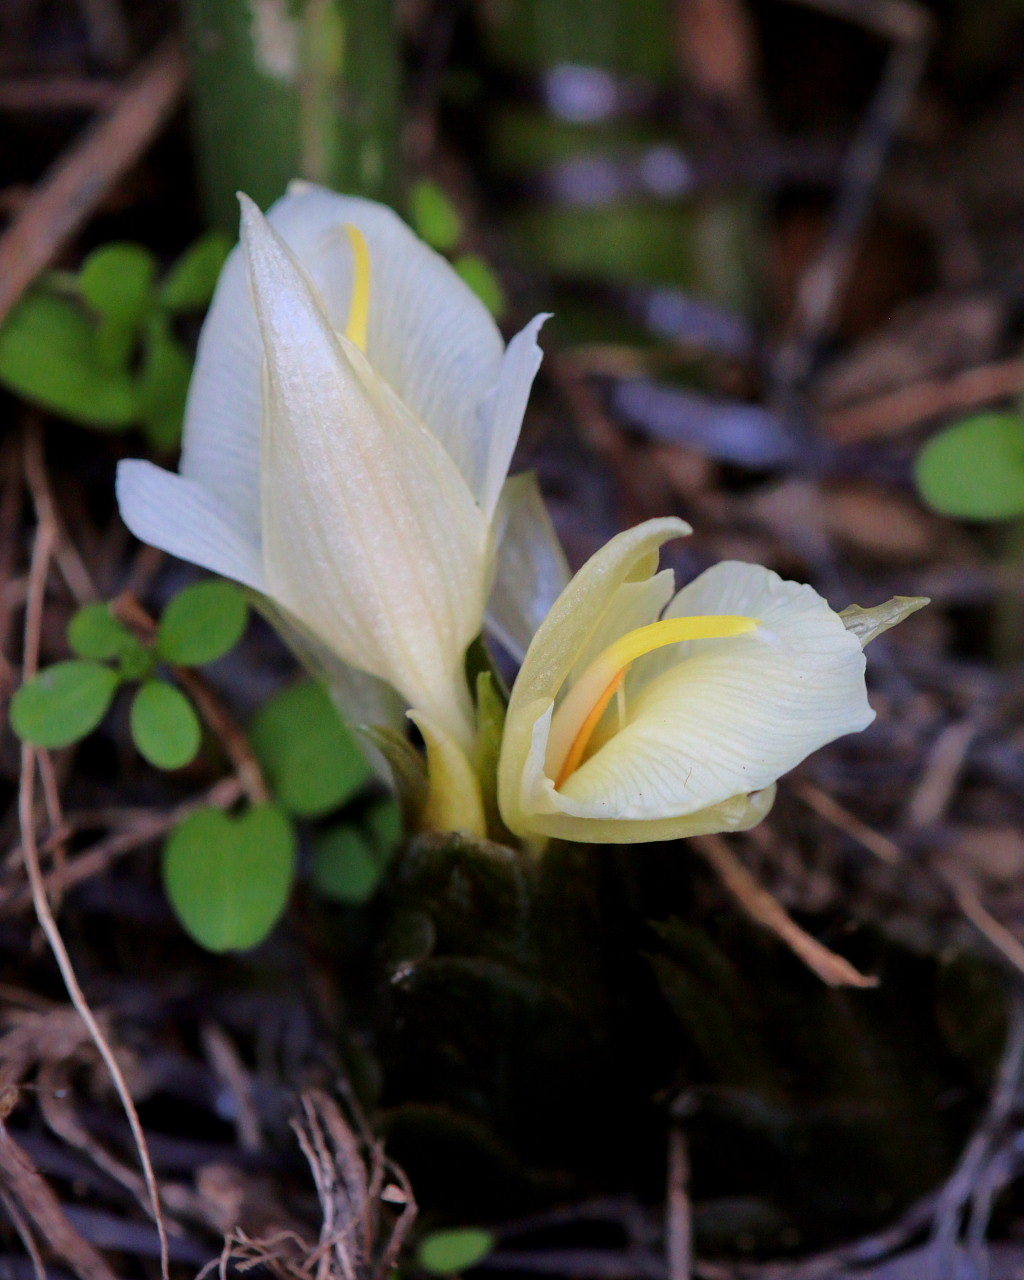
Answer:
xmin=931 ymin=986 xmax=1024 ymax=1250
xmin=0 ymin=38 xmax=187 ymax=326
xmin=0 ymin=79 xmax=120 ymax=112
xmin=902 ymin=714 xmax=982 ymax=830
xmin=175 ymin=667 xmax=270 ymax=804
xmin=201 ymin=1025 xmax=262 ymax=1153
xmin=0 ymin=442 xmax=24 ymax=696
xmin=665 ymin=1127 xmax=692 ymax=1280
xmin=0 ymin=1186 xmax=46 ymax=1280
xmin=76 ymin=0 xmax=132 ymax=69
xmin=691 ymin=834 xmax=878 ymax=988
xmin=22 ymin=422 xmax=95 ymax=606
xmin=0 ymin=1122 xmax=118 ymax=1280
xmin=822 ymin=356 xmax=1024 ymax=444
xmin=789 ymin=778 xmax=900 ymax=864
xmin=772 ymin=0 xmax=932 ymax=399
xmin=18 ymin=496 xmax=170 ymax=1280
xmin=945 ymin=871 xmax=1024 ymax=981
xmin=1 ymin=777 xmax=243 ymax=915
xmin=550 ymin=353 xmax=649 ymax=526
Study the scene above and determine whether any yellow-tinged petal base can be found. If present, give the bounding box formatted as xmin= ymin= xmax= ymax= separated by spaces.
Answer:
xmin=410 ymin=711 xmax=487 ymax=838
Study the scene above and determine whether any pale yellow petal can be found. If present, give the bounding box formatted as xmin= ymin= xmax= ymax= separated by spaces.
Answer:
xmin=509 ymin=693 xmax=777 ymax=842
xmin=498 ymin=518 xmax=690 ymax=837
xmin=558 ymin=562 xmax=872 ymax=819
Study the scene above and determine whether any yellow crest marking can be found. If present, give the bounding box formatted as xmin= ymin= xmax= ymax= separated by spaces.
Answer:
xmin=343 ymin=224 xmax=371 ymax=351
xmin=551 ymin=614 xmax=760 ymax=788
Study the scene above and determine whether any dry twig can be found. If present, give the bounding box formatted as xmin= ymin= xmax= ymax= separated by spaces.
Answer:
xmin=902 ymin=713 xmax=983 ymax=830
xmin=0 ymin=1185 xmax=46 ymax=1280
xmin=219 ymin=1089 xmax=417 ymax=1280
xmin=822 ymin=356 xmax=1024 ymax=443
xmin=16 ymin=459 xmax=171 ymax=1280
xmin=691 ymin=834 xmax=878 ymax=988
xmin=944 ymin=870 xmax=1024 ymax=980
xmin=665 ymin=1127 xmax=692 ymax=1280
xmin=790 ymin=778 xmax=901 ymax=864
xmin=772 ymin=0 xmax=932 ymax=398
xmin=0 ymin=78 xmax=120 ymax=112
xmin=0 ymin=38 xmax=187 ymax=325
xmin=1 ymin=777 xmax=243 ymax=915
xmin=0 ymin=1121 xmax=118 ymax=1280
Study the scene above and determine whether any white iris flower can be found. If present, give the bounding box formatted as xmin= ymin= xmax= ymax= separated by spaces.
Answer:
xmin=116 ymin=183 xmax=557 ymax=754
xmin=498 ymin=518 xmax=923 ymax=844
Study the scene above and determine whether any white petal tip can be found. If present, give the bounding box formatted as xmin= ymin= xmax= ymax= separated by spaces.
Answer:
xmin=237 ymin=192 xmax=265 ymax=235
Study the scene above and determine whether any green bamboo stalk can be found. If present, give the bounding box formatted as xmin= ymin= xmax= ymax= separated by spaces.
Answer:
xmin=182 ymin=0 xmax=401 ymax=232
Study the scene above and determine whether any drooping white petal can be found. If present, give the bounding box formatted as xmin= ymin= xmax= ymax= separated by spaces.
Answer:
xmin=242 ymin=197 xmax=487 ymax=745
xmin=497 ymin=518 xmax=690 ymax=836
xmin=115 ymin=460 xmax=265 ymax=590
xmin=486 ymin=472 xmax=570 ymax=662
xmin=183 ymin=182 xmax=528 ymax=516
xmin=474 ymin=314 xmax=550 ymax=520
xmin=558 ymin=562 xmax=873 ymax=819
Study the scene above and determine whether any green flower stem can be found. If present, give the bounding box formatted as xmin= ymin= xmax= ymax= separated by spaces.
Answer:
xmin=182 ymin=0 xmax=401 ymax=232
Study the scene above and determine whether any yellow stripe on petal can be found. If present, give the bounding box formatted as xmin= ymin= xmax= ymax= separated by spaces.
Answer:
xmin=343 ymin=224 xmax=371 ymax=350
xmin=549 ymin=614 xmax=759 ymax=787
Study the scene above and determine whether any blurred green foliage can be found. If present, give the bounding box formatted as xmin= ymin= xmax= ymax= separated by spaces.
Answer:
xmin=408 ymin=179 xmax=508 ymax=319
xmin=916 ymin=412 xmax=1024 ymax=520
xmin=182 ymin=0 xmax=400 ymax=230
xmin=410 ymin=180 xmax=463 ymax=252
xmin=11 ymin=581 xmax=249 ymax=761
xmin=480 ymin=0 xmax=763 ymax=335
xmin=417 ymin=1227 xmax=495 ymax=1275
xmin=486 ymin=0 xmax=673 ymax=78
xmin=0 ymin=233 xmax=230 ymax=445
xmin=249 ymin=679 xmax=370 ymax=817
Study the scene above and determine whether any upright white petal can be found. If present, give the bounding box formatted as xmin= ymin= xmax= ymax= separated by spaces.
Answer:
xmin=474 ymin=314 xmax=550 ymax=520
xmin=486 ymin=472 xmax=570 ymax=661
xmin=272 ymin=184 xmax=507 ymax=491
xmin=558 ymin=562 xmax=873 ymax=818
xmin=241 ymin=198 xmax=487 ymax=745
xmin=183 ymin=183 xmax=536 ymax=517
xmin=115 ymin=460 xmax=265 ymax=591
